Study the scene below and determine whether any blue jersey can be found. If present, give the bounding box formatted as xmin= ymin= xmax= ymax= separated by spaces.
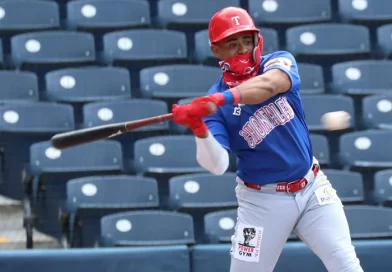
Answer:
xmin=204 ymin=51 xmax=313 ymax=185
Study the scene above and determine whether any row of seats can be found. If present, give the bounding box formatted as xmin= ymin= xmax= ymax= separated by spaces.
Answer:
xmin=52 ymin=172 xmax=392 ymax=247
xmin=0 ymin=95 xmax=389 ymax=134
xmin=1 ymin=24 xmax=392 ymax=68
xmin=1 ymin=0 xmax=391 ymax=31
xmin=2 ymin=240 xmax=392 ymax=272
xmin=1 ymin=61 xmax=392 ymax=102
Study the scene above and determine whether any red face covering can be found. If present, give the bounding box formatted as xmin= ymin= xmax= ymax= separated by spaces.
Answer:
xmin=219 ymin=34 xmax=263 ymax=88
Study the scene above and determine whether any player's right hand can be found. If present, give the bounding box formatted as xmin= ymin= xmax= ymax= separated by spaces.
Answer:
xmin=172 ymin=104 xmax=208 ymax=137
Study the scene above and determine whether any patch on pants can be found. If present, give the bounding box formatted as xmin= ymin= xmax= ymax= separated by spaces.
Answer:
xmin=232 ymin=222 xmax=263 ymax=262
xmin=315 ymin=185 xmax=343 ymax=207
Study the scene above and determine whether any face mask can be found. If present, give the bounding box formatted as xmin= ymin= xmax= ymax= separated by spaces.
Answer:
xmin=219 ymin=34 xmax=263 ymax=88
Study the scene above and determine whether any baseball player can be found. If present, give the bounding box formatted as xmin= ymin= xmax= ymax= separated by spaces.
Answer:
xmin=171 ymin=7 xmax=364 ymax=272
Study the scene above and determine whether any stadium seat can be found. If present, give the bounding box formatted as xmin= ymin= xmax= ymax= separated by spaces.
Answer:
xmin=45 ymin=66 xmax=131 ymax=124
xmin=168 ymin=172 xmax=237 ymax=211
xmin=373 ymin=169 xmax=392 ymax=206
xmin=63 ymin=175 xmax=159 ymax=247
xmin=331 ymin=60 xmax=392 ymax=95
xmin=102 ymin=29 xmax=187 ymax=67
xmin=83 ymin=99 xmax=169 ymax=169
xmin=338 ymin=0 xmax=392 ymax=24
xmin=0 ymin=0 xmax=60 ymax=53
xmin=100 ymin=210 xmax=195 ymax=246
xmin=297 ymin=63 xmax=325 ymax=94
xmin=362 ymin=94 xmax=392 ymax=130
xmin=0 ymin=102 xmax=74 ymax=200
xmin=156 ymin=0 xmax=240 ymax=32
xmin=203 ymin=209 xmax=236 ymax=243
xmin=0 ymin=71 xmax=39 ymax=104
xmin=168 ymin=172 xmax=237 ymax=242
xmin=339 ymin=130 xmax=392 ymax=169
xmin=133 ymin=135 xmax=206 ymax=203
xmin=193 ymin=27 xmax=279 ymax=66
xmin=249 ymin=0 xmax=331 ymax=26
xmin=139 ymin=64 xmax=221 ymax=100
xmin=10 ymin=31 xmax=96 ymax=79
xmin=45 ymin=66 xmax=132 ymax=102
xmin=286 ymin=23 xmax=370 ymax=66
xmin=24 ymin=140 xmax=124 ymax=239
xmin=377 ymin=24 xmax=392 ymax=58
xmin=0 ymin=246 xmax=191 ymax=272
xmin=302 ymin=95 xmax=355 ymax=131
xmin=345 ymin=205 xmax=392 ymax=239
xmin=310 ymin=134 xmax=330 ymax=166
xmin=133 ymin=135 xmax=205 ymax=175
xmin=323 ymin=169 xmax=364 ymax=204
xmin=66 ymin=0 xmax=150 ymax=31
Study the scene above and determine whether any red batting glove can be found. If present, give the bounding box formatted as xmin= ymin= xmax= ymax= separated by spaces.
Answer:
xmin=172 ymin=104 xmax=208 ymax=137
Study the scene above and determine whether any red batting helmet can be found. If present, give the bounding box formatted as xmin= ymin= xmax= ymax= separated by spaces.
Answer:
xmin=208 ymin=7 xmax=260 ymax=44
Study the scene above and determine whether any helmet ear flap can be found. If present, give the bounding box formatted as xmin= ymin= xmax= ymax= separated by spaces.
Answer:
xmin=253 ymin=33 xmax=263 ymax=64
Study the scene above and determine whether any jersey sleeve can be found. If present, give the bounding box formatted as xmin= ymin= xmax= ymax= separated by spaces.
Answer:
xmin=203 ymin=110 xmax=231 ymax=152
xmin=262 ymin=51 xmax=300 ymax=93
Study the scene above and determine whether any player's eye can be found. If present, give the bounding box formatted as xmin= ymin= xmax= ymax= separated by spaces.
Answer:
xmin=229 ymin=43 xmax=237 ymax=49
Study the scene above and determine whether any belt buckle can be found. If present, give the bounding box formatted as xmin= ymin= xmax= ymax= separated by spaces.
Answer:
xmin=286 ymin=181 xmax=295 ymax=194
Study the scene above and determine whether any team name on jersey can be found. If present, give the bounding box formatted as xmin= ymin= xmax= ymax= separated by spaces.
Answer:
xmin=239 ymin=96 xmax=295 ymax=148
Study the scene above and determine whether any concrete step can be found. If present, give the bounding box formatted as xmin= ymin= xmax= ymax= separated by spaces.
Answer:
xmin=0 ymin=229 xmax=61 ymax=250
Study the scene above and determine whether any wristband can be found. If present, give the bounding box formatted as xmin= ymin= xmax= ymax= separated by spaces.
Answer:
xmin=221 ymin=87 xmax=242 ymax=105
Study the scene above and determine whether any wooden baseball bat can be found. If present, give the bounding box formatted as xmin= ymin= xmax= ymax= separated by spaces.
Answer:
xmin=51 ymin=113 xmax=173 ymax=150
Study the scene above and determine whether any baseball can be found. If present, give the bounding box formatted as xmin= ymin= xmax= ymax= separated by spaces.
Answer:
xmin=321 ymin=111 xmax=351 ymax=131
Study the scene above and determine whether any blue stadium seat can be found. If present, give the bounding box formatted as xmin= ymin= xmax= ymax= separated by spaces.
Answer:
xmin=0 ymin=0 xmax=60 ymax=53
xmin=302 ymin=95 xmax=355 ymax=131
xmin=45 ymin=66 xmax=131 ymax=124
xmin=373 ymin=169 xmax=392 ymax=206
xmin=63 ymin=175 xmax=159 ymax=247
xmin=156 ymin=0 xmax=240 ymax=32
xmin=67 ymin=0 xmax=150 ymax=30
xmin=362 ymin=94 xmax=392 ymax=130
xmin=377 ymin=24 xmax=392 ymax=58
xmin=139 ymin=64 xmax=221 ymax=100
xmin=100 ymin=211 xmax=195 ymax=246
xmin=203 ymin=209 xmax=236 ymax=243
xmin=25 ymin=140 xmax=124 ymax=239
xmin=133 ymin=135 xmax=206 ymax=203
xmin=286 ymin=23 xmax=370 ymax=66
xmin=0 ymin=102 xmax=74 ymax=200
xmin=168 ymin=172 xmax=237 ymax=211
xmin=0 ymin=71 xmax=38 ymax=104
xmin=331 ymin=60 xmax=392 ymax=95
xmin=45 ymin=66 xmax=132 ymax=102
xmin=345 ymin=205 xmax=392 ymax=239
xmin=83 ymin=99 xmax=169 ymax=170
xmin=0 ymin=38 xmax=5 ymax=67
xmin=323 ymin=169 xmax=364 ymax=204
xmin=339 ymin=130 xmax=392 ymax=169
xmin=310 ymin=134 xmax=330 ymax=166
xmin=102 ymin=29 xmax=187 ymax=68
xmin=191 ymin=240 xmax=392 ymax=272
xmin=193 ymin=27 xmax=279 ymax=66
xmin=0 ymin=246 xmax=191 ymax=272
xmin=338 ymin=0 xmax=392 ymax=24
xmin=133 ymin=135 xmax=205 ymax=175
xmin=10 ymin=31 xmax=96 ymax=79
xmin=249 ymin=0 xmax=331 ymax=26
xmin=297 ymin=63 xmax=325 ymax=94
xmin=168 ymin=172 xmax=237 ymax=242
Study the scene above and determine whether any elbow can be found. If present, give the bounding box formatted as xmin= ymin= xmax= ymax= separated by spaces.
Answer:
xmin=196 ymin=150 xmax=229 ymax=175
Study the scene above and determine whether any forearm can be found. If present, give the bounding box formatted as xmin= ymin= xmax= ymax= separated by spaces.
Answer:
xmin=195 ymin=131 xmax=229 ymax=175
xmin=234 ymin=74 xmax=279 ymax=105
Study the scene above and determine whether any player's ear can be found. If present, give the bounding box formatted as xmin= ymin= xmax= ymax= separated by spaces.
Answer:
xmin=211 ymin=44 xmax=222 ymax=60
